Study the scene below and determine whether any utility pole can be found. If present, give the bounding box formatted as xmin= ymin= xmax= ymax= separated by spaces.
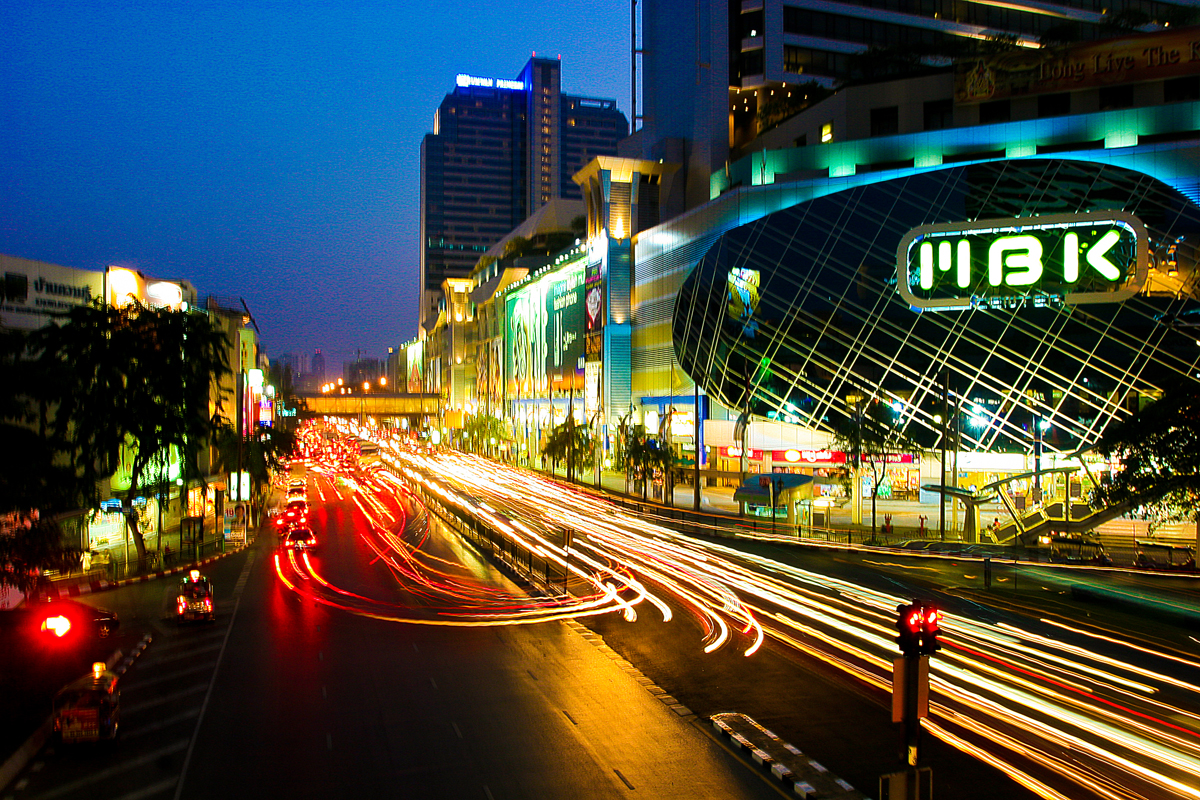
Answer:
xmin=939 ymin=369 xmax=948 ymax=542
xmin=693 ymin=379 xmax=701 ymax=512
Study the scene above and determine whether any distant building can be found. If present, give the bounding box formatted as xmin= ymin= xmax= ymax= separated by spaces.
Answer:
xmin=310 ymin=349 xmax=326 ymax=384
xmin=345 ymin=357 xmax=383 ymax=389
xmin=419 ymin=56 xmax=628 ymax=331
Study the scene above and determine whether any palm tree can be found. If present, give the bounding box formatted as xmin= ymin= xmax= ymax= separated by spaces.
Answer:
xmin=541 ymin=417 xmax=591 ymax=482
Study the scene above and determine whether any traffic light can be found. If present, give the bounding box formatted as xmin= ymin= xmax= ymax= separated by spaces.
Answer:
xmin=896 ymin=602 xmax=941 ymax=657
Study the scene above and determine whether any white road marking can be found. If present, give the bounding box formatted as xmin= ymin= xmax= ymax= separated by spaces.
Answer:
xmin=30 ymin=740 xmax=188 ymax=800
xmin=121 ymin=684 xmax=209 ymax=715
xmin=120 ymin=708 xmax=202 ymax=740
xmin=172 ymin=594 xmax=242 ymax=800
xmin=107 ymin=777 xmax=178 ymax=800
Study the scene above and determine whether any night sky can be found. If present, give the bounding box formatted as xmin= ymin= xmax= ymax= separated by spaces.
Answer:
xmin=2 ymin=1 xmax=630 ymax=372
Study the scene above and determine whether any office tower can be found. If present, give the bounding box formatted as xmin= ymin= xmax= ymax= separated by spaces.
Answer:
xmin=419 ymin=56 xmax=628 ymax=330
xmin=311 ymin=349 xmax=326 ymax=384
xmin=633 ymin=0 xmax=1200 ymax=211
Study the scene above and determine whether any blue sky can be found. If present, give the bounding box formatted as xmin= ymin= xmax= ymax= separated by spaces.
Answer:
xmin=1 ymin=0 xmax=630 ymax=371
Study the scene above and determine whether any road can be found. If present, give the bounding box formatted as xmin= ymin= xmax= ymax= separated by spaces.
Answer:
xmin=391 ymin=444 xmax=1200 ymax=800
xmin=1 ymin=465 xmax=787 ymax=800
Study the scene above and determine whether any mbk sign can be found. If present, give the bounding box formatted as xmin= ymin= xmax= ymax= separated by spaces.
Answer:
xmin=896 ymin=211 xmax=1149 ymax=311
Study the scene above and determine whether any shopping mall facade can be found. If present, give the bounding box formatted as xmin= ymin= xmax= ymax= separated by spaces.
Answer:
xmin=423 ymin=33 xmax=1200 ymax=527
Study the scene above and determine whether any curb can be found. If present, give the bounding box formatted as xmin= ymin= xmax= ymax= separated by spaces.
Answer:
xmin=35 ymin=546 xmax=250 ymax=601
xmin=0 ymin=634 xmax=153 ymax=793
xmin=711 ymin=713 xmax=871 ymax=799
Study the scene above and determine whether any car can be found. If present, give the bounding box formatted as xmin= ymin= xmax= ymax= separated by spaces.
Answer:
xmin=176 ymin=570 xmax=216 ymax=622
xmin=284 ymin=527 xmax=317 ymax=549
xmin=26 ymin=599 xmax=119 ymax=640
xmin=53 ymin=661 xmax=120 ymax=743
xmin=275 ymin=502 xmax=309 ymax=531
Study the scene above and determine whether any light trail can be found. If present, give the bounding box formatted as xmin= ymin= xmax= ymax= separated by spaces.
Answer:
xmin=283 ymin=424 xmax=1200 ymax=800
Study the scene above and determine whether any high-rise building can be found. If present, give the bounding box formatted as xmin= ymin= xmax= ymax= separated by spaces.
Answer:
xmin=419 ymin=57 xmax=628 ymax=330
xmin=310 ymin=349 xmax=326 ymax=384
xmin=631 ymin=0 xmax=1200 ymax=211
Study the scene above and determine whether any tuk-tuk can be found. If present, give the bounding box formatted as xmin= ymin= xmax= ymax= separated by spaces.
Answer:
xmin=1042 ymin=535 xmax=1114 ymax=566
xmin=176 ymin=569 xmax=216 ymax=622
xmin=53 ymin=662 xmax=120 ymax=743
xmin=1135 ymin=540 xmax=1196 ymax=571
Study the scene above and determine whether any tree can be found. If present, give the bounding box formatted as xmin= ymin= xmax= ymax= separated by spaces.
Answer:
xmin=462 ymin=413 xmax=509 ymax=457
xmin=1091 ymin=385 xmax=1200 ymax=532
xmin=30 ymin=300 xmax=230 ymax=563
xmin=621 ymin=424 xmax=673 ymax=501
xmin=541 ymin=415 xmax=591 ymax=482
xmin=832 ymin=397 xmax=922 ymax=534
xmin=212 ymin=422 xmax=295 ymax=516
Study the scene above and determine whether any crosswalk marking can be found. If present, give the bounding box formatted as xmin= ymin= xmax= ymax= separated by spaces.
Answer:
xmin=120 ymin=708 xmax=202 ymax=740
xmin=121 ymin=684 xmax=208 ymax=715
xmin=29 ymin=740 xmax=188 ymax=800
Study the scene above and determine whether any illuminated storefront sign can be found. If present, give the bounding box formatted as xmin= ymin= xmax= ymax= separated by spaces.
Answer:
xmin=780 ymin=449 xmax=847 ymax=464
xmin=897 ymin=212 xmax=1148 ymax=311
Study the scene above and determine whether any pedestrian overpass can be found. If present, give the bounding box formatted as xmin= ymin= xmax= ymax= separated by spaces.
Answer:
xmin=297 ymin=392 xmax=439 ymax=419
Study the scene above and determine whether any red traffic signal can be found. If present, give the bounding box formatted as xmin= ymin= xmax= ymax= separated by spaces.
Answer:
xmin=896 ymin=602 xmax=941 ymax=657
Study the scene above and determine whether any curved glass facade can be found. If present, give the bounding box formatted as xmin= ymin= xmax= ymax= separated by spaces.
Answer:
xmin=674 ymin=159 xmax=1200 ymax=457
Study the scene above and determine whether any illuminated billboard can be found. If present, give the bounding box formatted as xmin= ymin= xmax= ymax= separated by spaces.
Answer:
xmin=896 ymin=212 xmax=1148 ymax=311
xmin=726 ymin=268 xmax=761 ymax=337
xmin=506 ymin=259 xmax=586 ymax=395
xmin=405 ymin=340 xmax=424 ymax=393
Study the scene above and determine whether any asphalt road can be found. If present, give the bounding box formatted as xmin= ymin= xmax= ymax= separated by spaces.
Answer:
xmin=1 ymin=471 xmax=788 ymax=800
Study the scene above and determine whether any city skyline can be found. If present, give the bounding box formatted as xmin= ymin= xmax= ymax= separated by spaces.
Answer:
xmin=1 ymin=1 xmax=631 ymax=365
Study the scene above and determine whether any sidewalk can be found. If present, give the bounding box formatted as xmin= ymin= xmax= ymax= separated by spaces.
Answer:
xmin=531 ymin=463 xmax=1198 ymax=565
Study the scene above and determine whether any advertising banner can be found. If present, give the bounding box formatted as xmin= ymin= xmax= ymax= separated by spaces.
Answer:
xmin=506 ymin=259 xmax=586 ymax=395
xmin=956 ymin=26 xmax=1200 ymax=103
xmin=405 ymin=340 xmax=424 ymax=393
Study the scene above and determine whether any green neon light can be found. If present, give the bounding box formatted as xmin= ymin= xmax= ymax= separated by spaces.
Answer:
xmin=896 ymin=212 xmax=1148 ymax=311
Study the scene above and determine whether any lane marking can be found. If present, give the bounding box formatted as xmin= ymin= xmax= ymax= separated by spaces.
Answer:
xmin=613 ymin=769 xmax=636 ymax=790
xmin=108 ymin=777 xmax=179 ymax=800
xmin=120 ymin=708 xmax=202 ymax=740
xmin=121 ymin=684 xmax=208 ymax=715
xmin=326 ymin=733 xmax=333 ymax=751
xmin=452 ymin=722 xmax=463 ymax=739
xmin=172 ymin=593 xmax=243 ymax=800
xmin=30 ymin=740 xmax=188 ymax=800
xmin=429 ymin=677 xmax=438 ymax=690
xmin=126 ymin=661 xmax=220 ymax=690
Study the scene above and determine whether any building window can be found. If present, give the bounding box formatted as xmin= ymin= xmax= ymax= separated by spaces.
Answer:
xmin=870 ymin=105 xmax=899 ymax=136
xmin=979 ymin=100 xmax=1010 ymax=124
xmin=740 ymin=49 xmax=764 ymax=78
xmin=1164 ymin=76 xmax=1200 ymax=103
xmin=1037 ymin=93 xmax=1070 ymax=118
xmin=794 ymin=134 xmax=808 ymax=147
xmin=821 ymin=122 xmax=833 ymax=143
xmin=923 ymin=99 xmax=952 ymax=131
xmin=1099 ymin=85 xmax=1134 ymax=110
